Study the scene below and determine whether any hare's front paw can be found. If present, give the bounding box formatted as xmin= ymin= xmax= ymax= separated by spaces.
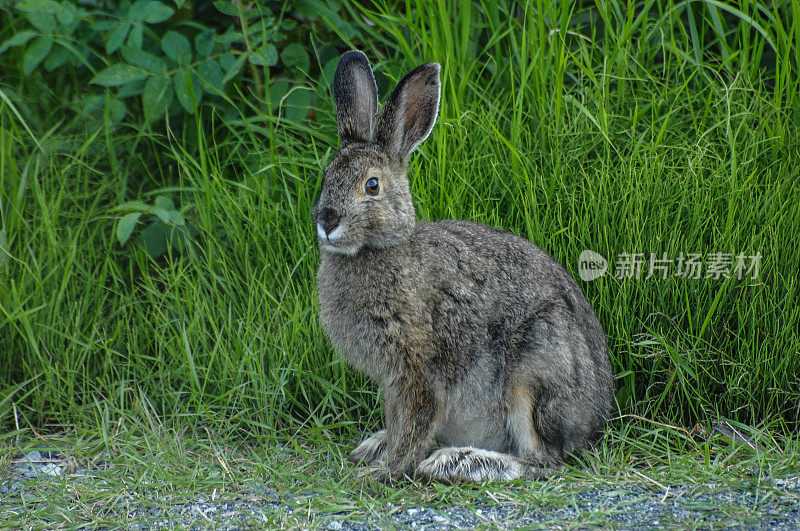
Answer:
xmin=418 ymin=447 xmax=527 ymax=483
xmin=348 ymin=430 xmax=388 ymax=466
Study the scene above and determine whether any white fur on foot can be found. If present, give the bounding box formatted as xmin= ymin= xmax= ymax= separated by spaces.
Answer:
xmin=417 ymin=447 xmax=527 ymax=483
xmin=349 ymin=430 xmax=388 ymax=465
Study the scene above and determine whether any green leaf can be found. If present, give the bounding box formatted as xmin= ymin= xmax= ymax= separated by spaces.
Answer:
xmin=43 ymin=43 xmax=69 ymax=71
xmin=15 ymin=0 xmax=61 ymax=13
xmin=173 ymin=69 xmax=201 ymax=113
xmin=127 ymin=22 xmax=143 ymax=48
xmin=320 ymin=56 xmax=337 ymax=86
xmin=117 ymin=78 xmax=146 ymax=98
xmin=106 ymin=96 xmax=127 ymax=124
xmin=54 ymin=2 xmax=75 ymax=25
xmin=93 ymin=21 xmax=116 ymax=31
xmin=292 ymin=0 xmax=328 ymax=19
xmin=173 ymin=0 xmax=185 ymax=7
xmin=25 ymin=12 xmax=56 ymax=33
xmin=83 ymin=95 xmax=126 ymax=125
xmin=154 ymin=196 xmax=174 ymax=212
xmin=117 ymin=212 xmax=142 ymax=246
xmin=222 ymin=53 xmax=247 ymax=83
xmin=249 ymin=43 xmax=276 ymax=66
xmin=140 ymin=221 xmax=169 ymax=258
xmin=284 ymin=87 xmax=311 ymax=124
xmin=268 ymin=79 xmax=289 ymax=108
xmin=111 ymin=201 xmax=151 ymax=212
xmin=168 ymin=210 xmax=185 ymax=225
xmin=91 ymin=64 xmax=149 ymax=87
xmin=129 ymin=0 xmax=151 ymax=21
xmin=322 ymin=10 xmax=356 ymax=39
xmin=197 ymin=59 xmax=224 ymax=92
xmin=213 ymin=0 xmax=238 ymax=15
xmin=145 ymin=2 xmax=174 ymax=23
xmin=23 ymin=35 xmax=53 ymax=76
xmin=161 ymin=31 xmax=191 ymax=64
xmin=142 ymin=74 xmax=172 ymax=121
xmin=149 ymin=206 xmax=171 ymax=224
xmin=219 ymin=52 xmax=234 ymax=71
xmin=0 ymin=31 xmax=37 ymax=54
xmin=121 ymin=45 xmax=165 ymax=73
xmin=194 ymin=29 xmax=214 ymax=57
xmin=280 ymin=43 xmax=309 ymax=72
xmin=106 ymin=22 xmax=131 ymax=54
xmin=217 ymin=26 xmax=243 ymax=46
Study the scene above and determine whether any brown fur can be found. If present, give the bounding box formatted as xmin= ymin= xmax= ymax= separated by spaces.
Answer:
xmin=313 ymin=51 xmax=614 ymax=482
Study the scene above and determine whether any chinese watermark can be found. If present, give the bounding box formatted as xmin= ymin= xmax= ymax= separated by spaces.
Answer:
xmin=578 ymin=250 xmax=761 ymax=282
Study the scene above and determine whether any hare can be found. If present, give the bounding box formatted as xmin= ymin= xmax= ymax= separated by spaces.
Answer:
xmin=313 ymin=51 xmax=614 ymax=482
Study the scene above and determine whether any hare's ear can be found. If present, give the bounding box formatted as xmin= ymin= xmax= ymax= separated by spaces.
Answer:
xmin=375 ymin=62 xmax=440 ymax=161
xmin=333 ymin=50 xmax=378 ymax=145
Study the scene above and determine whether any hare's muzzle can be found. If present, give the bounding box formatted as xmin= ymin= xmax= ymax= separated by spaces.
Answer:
xmin=315 ymin=208 xmax=342 ymax=238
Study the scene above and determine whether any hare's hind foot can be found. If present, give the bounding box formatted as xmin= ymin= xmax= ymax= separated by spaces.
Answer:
xmin=417 ymin=447 xmax=559 ymax=483
xmin=349 ymin=430 xmax=388 ymax=466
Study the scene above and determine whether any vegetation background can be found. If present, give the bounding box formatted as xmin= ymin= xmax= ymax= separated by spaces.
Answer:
xmin=1 ymin=0 xmax=798 ymax=476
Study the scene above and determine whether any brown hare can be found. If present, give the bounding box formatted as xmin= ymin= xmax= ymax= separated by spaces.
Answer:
xmin=313 ymin=51 xmax=614 ymax=482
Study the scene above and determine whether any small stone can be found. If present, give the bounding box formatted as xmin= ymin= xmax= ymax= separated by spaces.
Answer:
xmin=433 ymin=515 xmax=447 ymax=523
xmin=327 ymin=521 xmax=342 ymax=530
xmin=41 ymin=463 xmax=62 ymax=477
xmin=25 ymin=451 xmax=42 ymax=462
xmin=407 ymin=508 xmax=418 ymax=516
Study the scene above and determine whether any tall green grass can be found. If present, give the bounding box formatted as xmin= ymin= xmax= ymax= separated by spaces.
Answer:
xmin=1 ymin=0 xmax=798 ymax=444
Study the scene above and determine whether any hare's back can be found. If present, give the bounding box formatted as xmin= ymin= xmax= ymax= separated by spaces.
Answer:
xmin=413 ymin=219 xmax=578 ymax=300
xmin=411 ymin=219 xmax=607 ymax=369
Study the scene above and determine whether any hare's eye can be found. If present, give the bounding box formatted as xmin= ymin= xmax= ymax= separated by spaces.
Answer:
xmin=365 ymin=177 xmax=380 ymax=196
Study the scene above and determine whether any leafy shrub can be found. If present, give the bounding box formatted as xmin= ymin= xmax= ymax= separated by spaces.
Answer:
xmin=0 ymin=0 xmax=359 ymax=256
xmin=114 ymin=195 xmax=199 ymax=258
xmin=0 ymin=0 xmax=356 ymax=125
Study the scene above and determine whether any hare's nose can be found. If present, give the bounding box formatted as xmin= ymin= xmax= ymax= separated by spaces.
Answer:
xmin=316 ymin=208 xmax=341 ymax=235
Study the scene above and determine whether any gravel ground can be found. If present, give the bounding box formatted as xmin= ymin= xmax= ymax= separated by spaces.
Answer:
xmin=2 ymin=450 xmax=800 ymax=529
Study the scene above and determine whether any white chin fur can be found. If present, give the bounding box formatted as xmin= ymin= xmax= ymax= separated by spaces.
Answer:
xmin=318 ymin=224 xmax=357 ymax=254
xmin=317 ymin=223 xmax=344 ymax=244
xmin=320 ymin=243 xmax=359 ymax=256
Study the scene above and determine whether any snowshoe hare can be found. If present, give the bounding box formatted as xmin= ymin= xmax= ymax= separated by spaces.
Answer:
xmin=313 ymin=51 xmax=614 ymax=482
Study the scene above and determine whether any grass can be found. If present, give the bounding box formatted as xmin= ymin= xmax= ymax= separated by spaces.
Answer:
xmin=1 ymin=0 xmax=800 ymax=525
xmin=1 ymin=420 xmax=799 ymax=526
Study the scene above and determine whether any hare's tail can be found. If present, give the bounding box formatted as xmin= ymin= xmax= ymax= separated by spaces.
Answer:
xmin=417 ymin=447 xmax=559 ymax=483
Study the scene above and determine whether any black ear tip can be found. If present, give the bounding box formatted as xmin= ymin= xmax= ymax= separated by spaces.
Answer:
xmin=407 ymin=62 xmax=441 ymax=84
xmin=338 ymin=50 xmax=371 ymax=70
xmin=427 ymin=63 xmax=441 ymax=83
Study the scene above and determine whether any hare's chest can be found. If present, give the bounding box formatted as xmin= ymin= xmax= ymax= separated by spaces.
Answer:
xmin=317 ymin=280 xmax=373 ymax=358
xmin=317 ymin=260 xmax=421 ymax=378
